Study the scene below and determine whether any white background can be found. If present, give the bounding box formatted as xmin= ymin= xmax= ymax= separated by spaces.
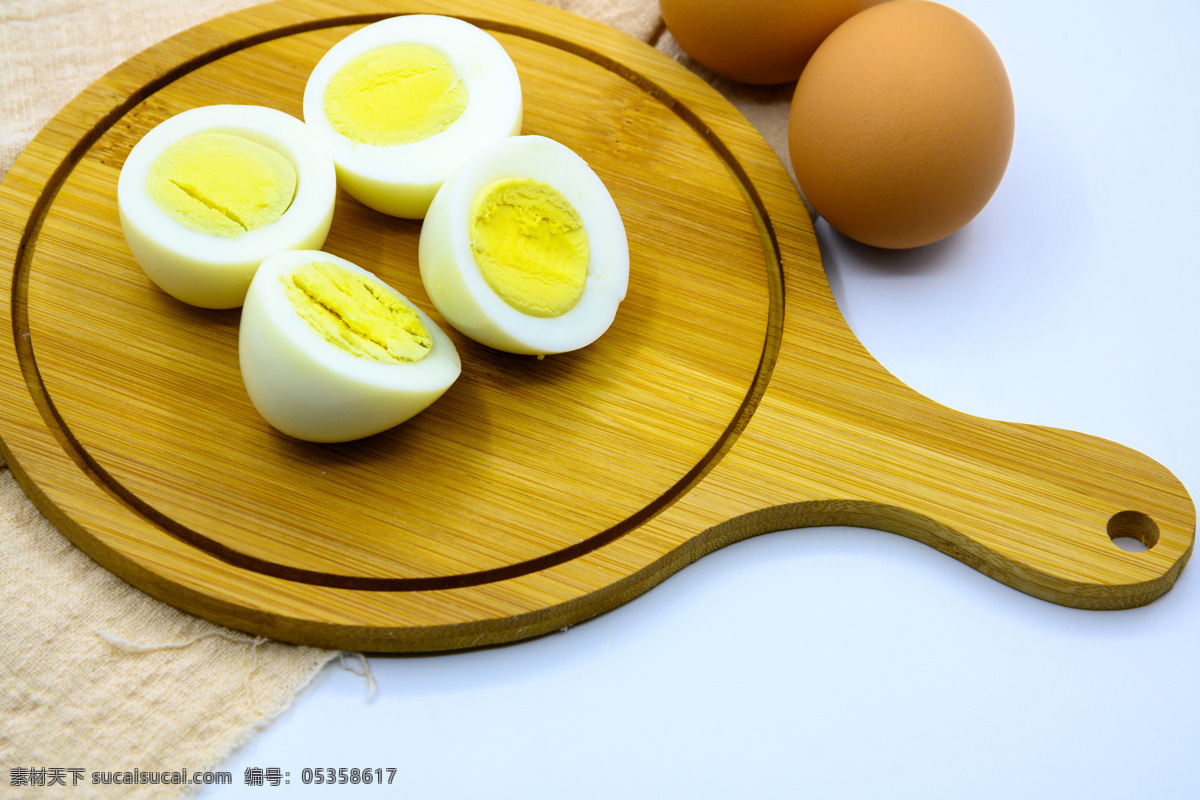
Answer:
xmin=204 ymin=1 xmax=1200 ymax=797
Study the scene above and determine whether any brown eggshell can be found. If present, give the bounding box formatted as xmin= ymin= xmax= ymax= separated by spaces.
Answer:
xmin=788 ymin=0 xmax=1015 ymax=248
xmin=659 ymin=0 xmax=886 ymax=85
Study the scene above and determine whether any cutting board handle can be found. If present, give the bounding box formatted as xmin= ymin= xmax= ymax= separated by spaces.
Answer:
xmin=700 ymin=359 xmax=1196 ymax=609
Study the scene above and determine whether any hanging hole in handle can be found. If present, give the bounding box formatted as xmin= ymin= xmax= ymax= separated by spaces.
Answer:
xmin=1107 ymin=510 xmax=1160 ymax=552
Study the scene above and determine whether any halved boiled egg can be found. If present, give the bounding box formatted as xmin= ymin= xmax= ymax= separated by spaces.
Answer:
xmin=302 ymin=14 xmax=523 ymax=219
xmin=418 ymin=135 xmax=629 ymax=356
xmin=117 ymin=104 xmax=337 ymax=309
xmin=239 ymin=249 xmax=461 ymax=442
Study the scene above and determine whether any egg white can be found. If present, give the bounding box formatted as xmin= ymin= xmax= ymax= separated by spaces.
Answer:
xmin=239 ymin=249 xmax=461 ymax=443
xmin=418 ymin=135 xmax=629 ymax=356
xmin=302 ymin=14 xmax=524 ymax=220
xmin=117 ymin=104 xmax=337 ymax=310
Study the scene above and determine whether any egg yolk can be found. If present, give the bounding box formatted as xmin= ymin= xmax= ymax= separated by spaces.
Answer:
xmin=323 ymin=44 xmax=467 ymax=146
xmin=469 ymin=178 xmax=589 ymax=318
xmin=146 ymin=132 xmax=297 ymax=238
xmin=283 ymin=261 xmax=432 ymax=364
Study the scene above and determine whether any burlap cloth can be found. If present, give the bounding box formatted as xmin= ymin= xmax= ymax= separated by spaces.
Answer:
xmin=0 ymin=1 xmax=795 ymax=796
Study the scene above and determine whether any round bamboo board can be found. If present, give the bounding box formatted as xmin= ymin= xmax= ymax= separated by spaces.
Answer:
xmin=0 ymin=0 xmax=1193 ymax=652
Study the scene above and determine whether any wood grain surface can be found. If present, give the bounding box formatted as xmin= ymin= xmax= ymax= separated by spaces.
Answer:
xmin=0 ymin=0 xmax=1193 ymax=652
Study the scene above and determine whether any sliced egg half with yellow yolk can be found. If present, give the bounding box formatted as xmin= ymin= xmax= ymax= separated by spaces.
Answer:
xmin=117 ymin=104 xmax=337 ymax=309
xmin=302 ymin=14 xmax=523 ymax=219
xmin=239 ymin=249 xmax=461 ymax=442
xmin=418 ymin=135 xmax=629 ymax=356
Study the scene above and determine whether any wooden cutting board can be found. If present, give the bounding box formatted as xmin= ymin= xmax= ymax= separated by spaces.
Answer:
xmin=0 ymin=0 xmax=1193 ymax=652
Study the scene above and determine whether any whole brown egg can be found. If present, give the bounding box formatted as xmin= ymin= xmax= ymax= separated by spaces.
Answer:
xmin=788 ymin=0 xmax=1015 ymax=248
xmin=659 ymin=0 xmax=886 ymax=85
